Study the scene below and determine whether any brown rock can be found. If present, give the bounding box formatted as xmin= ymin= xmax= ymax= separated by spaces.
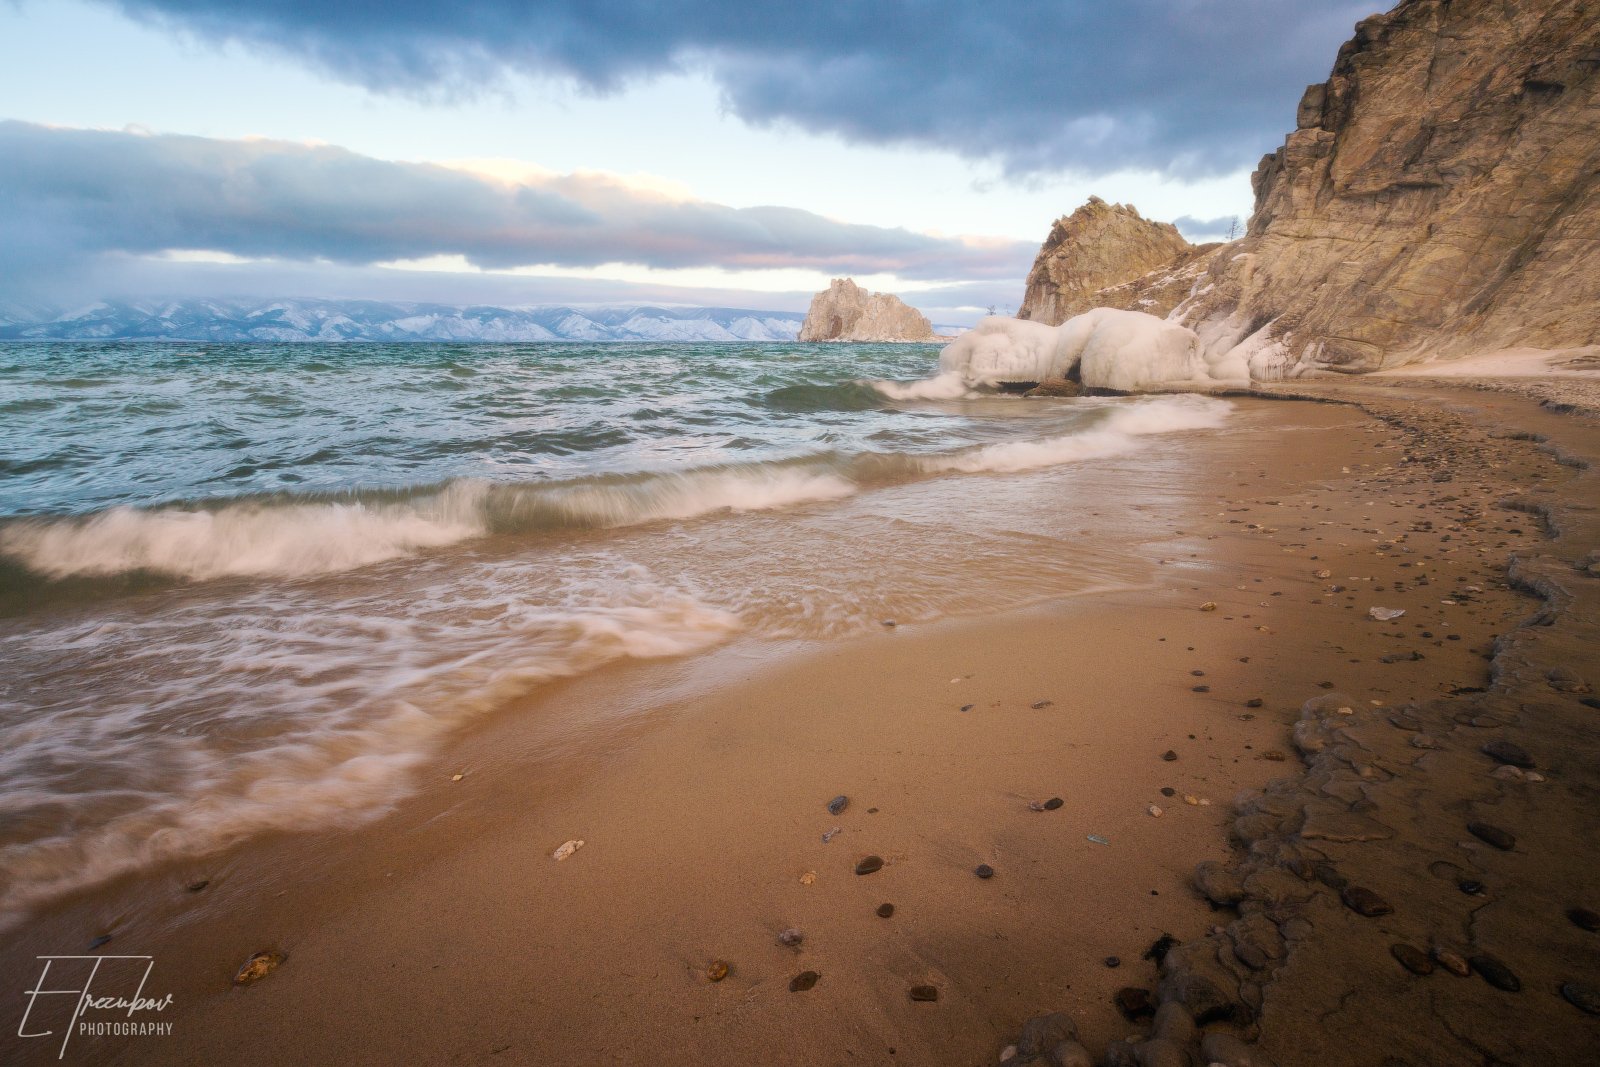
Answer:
xmin=1017 ymin=198 xmax=1196 ymax=325
xmin=1391 ymin=943 xmax=1434 ymax=975
xmin=797 ymin=278 xmax=939 ymax=342
xmin=1341 ymin=885 xmax=1394 ymax=917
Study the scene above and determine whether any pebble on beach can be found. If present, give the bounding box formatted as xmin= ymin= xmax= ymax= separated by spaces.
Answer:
xmin=827 ymin=795 xmax=849 ymax=816
xmin=707 ymin=960 xmax=730 ymax=982
xmin=1469 ymin=955 xmax=1521 ymax=992
xmin=1566 ymin=907 xmax=1600 ymax=932
xmin=974 ymin=864 xmax=995 ymax=879
xmin=234 ymin=950 xmax=286 ymax=986
xmin=1391 ymin=943 xmax=1434 ymax=975
xmin=552 ymin=839 xmax=584 ymax=861
xmin=876 ymin=903 xmax=895 ymax=918
xmin=854 ymin=855 xmax=884 ymax=875
xmin=1161 ymin=749 xmax=1178 ymax=762
xmin=1466 ymin=821 xmax=1516 ymax=850
xmin=1341 ymin=885 xmax=1394 ymax=917
xmin=1481 ymin=740 xmax=1534 ymax=768
xmin=909 ymin=984 xmax=939 ymax=1002
xmin=1114 ymin=986 xmax=1156 ymax=1020
xmin=778 ymin=929 xmax=803 ymax=947
xmin=789 ymin=971 xmax=820 ymax=992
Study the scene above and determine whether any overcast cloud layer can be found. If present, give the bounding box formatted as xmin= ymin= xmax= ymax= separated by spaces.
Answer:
xmin=102 ymin=0 xmax=1376 ymax=178
xmin=0 ymin=121 xmax=1035 ymax=299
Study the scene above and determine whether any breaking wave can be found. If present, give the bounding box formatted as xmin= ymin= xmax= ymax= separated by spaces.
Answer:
xmin=0 ymin=395 xmax=1230 ymax=588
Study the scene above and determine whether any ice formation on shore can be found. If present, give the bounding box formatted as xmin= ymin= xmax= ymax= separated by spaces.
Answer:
xmin=937 ymin=308 xmax=1234 ymax=393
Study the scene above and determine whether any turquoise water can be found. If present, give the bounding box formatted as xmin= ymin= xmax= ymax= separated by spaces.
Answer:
xmin=0 ymin=340 xmax=1230 ymax=925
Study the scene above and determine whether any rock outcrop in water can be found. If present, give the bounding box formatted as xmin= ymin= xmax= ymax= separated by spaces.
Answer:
xmin=1017 ymin=198 xmax=1198 ymax=326
xmin=798 ymin=278 xmax=939 ymax=342
xmin=1022 ymin=0 xmax=1600 ymax=379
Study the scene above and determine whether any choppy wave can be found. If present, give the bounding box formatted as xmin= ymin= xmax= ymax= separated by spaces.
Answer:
xmin=0 ymin=395 xmax=1230 ymax=588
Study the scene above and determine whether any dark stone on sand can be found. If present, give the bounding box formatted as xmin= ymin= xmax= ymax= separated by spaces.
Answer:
xmin=1547 ymin=666 xmax=1587 ymax=692
xmin=1143 ymin=933 xmax=1178 ymax=964
xmin=778 ymin=928 xmax=804 ymax=947
xmin=909 ymin=984 xmax=938 ymax=1002
xmin=1043 ymin=797 xmax=1064 ymax=810
xmin=1160 ymin=787 xmax=1176 ymax=797
xmin=1162 ymin=972 xmax=1234 ymax=1025
xmin=186 ymin=880 xmax=210 ymax=893
xmin=1341 ymin=885 xmax=1394 ymax=917
xmin=1467 ymin=821 xmax=1516 ymax=850
xmin=1391 ymin=943 xmax=1434 ymax=975
xmin=1459 ymin=880 xmax=1485 ymax=896
xmin=1561 ymin=981 xmax=1600 ymax=1015
xmin=960 ymin=704 xmax=974 ymax=712
xmin=1192 ymin=685 xmax=1210 ymax=693
xmin=1581 ymin=697 xmax=1600 ymax=710
xmin=789 ymin=970 xmax=820 ymax=992
xmin=974 ymin=863 xmax=995 ymax=879
xmin=1114 ymin=986 xmax=1155 ymax=1020
xmin=1104 ymin=956 xmax=1121 ymax=968
xmin=88 ymin=934 xmax=112 ymax=951
xmin=1190 ymin=670 xmax=1205 ymax=676
xmin=1194 ymin=861 xmax=1247 ymax=907
xmin=1469 ymin=955 xmax=1521 ymax=992
xmin=827 ymin=795 xmax=849 ymax=815
xmin=1017 ymin=1011 xmax=1078 ymax=1055
xmin=854 ymin=855 xmax=884 ymax=875
xmin=1314 ymin=863 xmax=1349 ymax=890
xmin=1567 ymin=907 xmax=1600 ymax=932
xmin=1031 ymin=699 xmax=1053 ymax=709
xmin=1246 ymin=698 xmax=1264 ymax=708
xmin=1481 ymin=740 xmax=1534 ymax=768
xmin=876 ymin=903 xmax=895 ymax=918
xmin=1161 ymin=750 xmax=1178 ymax=762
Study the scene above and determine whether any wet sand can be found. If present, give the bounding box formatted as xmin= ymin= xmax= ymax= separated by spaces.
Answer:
xmin=3 ymin=384 xmax=1597 ymax=1066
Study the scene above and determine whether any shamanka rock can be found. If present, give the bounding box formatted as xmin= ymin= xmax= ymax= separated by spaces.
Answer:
xmin=798 ymin=278 xmax=939 ymax=342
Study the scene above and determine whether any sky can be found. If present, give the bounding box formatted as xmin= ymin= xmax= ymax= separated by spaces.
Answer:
xmin=0 ymin=0 xmax=1378 ymax=321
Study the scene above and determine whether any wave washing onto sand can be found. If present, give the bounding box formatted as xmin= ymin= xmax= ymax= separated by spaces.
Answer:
xmin=0 ymin=560 xmax=739 ymax=928
xmin=0 ymin=396 xmax=1231 ymax=588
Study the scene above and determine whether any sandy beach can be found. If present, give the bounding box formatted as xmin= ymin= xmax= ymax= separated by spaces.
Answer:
xmin=4 ymin=378 xmax=1596 ymax=1066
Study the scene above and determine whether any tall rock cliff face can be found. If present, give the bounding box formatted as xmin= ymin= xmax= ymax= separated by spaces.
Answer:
xmin=1042 ymin=0 xmax=1599 ymax=379
xmin=1182 ymin=0 xmax=1600 ymax=375
xmin=1017 ymin=198 xmax=1196 ymax=325
xmin=797 ymin=278 xmax=939 ymax=342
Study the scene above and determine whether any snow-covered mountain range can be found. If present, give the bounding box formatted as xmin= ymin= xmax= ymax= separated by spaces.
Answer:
xmin=0 ymin=299 xmax=813 ymax=343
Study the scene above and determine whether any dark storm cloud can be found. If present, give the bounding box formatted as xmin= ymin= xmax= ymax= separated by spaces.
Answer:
xmin=0 ymin=121 xmax=1033 ymax=280
xmin=98 ymin=0 xmax=1379 ymax=176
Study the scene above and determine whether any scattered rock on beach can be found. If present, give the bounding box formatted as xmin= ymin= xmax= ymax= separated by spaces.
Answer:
xmin=1031 ymin=699 xmax=1053 ymax=709
xmin=707 ymin=960 xmax=730 ymax=982
xmin=1391 ymin=943 xmax=1433 ymax=975
xmin=1017 ymin=1011 xmax=1078 ymax=1055
xmin=1547 ymin=666 xmax=1588 ymax=692
xmin=1561 ymin=982 xmax=1600 ymax=1015
xmin=1469 ymin=955 xmax=1521 ymax=992
xmin=1115 ymin=986 xmax=1155 ymax=1020
xmin=974 ymin=863 xmax=995 ymax=879
xmin=1481 ymin=740 xmax=1534 ymax=767
xmin=1194 ymin=861 xmax=1247 ymax=907
xmin=876 ymin=902 xmax=895 ymax=918
xmin=1341 ymin=885 xmax=1394 ymax=917
xmin=1200 ymin=602 xmax=1217 ymax=611
xmin=826 ymin=795 xmax=849 ymax=815
xmin=1467 ymin=821 xmax=1516 ymax=850
xmin=1567 ymin=907 xmax=1600 ymax=932
xmin=186 ymin=880 xmax=210 ymax=893
xmin=1161 ymin=749 xmax=1178 ymax=762
xmin=909 ymin=984 xmax=938 ymax=1002
xmin=552 ymin=839 xmax=584 ymax=861
xmin=854 ymin=855 xmax=884 ymax=875
xmin=1432 ymin=948 xmax=1471 ymax=977
xmin=788 ymin=970 xmax=820 ymax=992
xmin=778 ymin=928 xmax=803 ymax=947
xmin=88 ymin=934 xmax=112 ymax=951
xmin=234 ymin=950 xmax=285 ymax=986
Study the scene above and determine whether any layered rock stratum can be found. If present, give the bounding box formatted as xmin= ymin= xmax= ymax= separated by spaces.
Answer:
xmin=1023 ymin=0 xmax=1600 ymax=379
xmin=797 ymin=278 xmax=939 ymax=342
xmin=1017 ymin=197 xmax=1197 ymax=326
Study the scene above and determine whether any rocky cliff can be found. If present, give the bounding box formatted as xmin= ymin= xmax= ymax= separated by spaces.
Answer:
xmin=1038 ymin=0 xmax=1600 ymax=379
xmin=1017 ymin=198 xmax=1196 ymax=325
xmin=797 ymin=278 xmax=939 ymax=342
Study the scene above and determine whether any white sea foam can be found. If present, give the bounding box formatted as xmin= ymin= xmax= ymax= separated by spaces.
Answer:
xmin=865 ymin=369 xmax=976 ymax=400
xmin=933 ymin=395 xmax=1231 ymax=474
xmin=0 ymin=560 xmax=740 ymax=927
xmin=0 ymin=467 xmax=860 ymax=582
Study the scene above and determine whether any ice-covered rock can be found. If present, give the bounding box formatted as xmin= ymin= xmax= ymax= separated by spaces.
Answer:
xmin=938 ymin=308 xmax=1217 ymax=393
